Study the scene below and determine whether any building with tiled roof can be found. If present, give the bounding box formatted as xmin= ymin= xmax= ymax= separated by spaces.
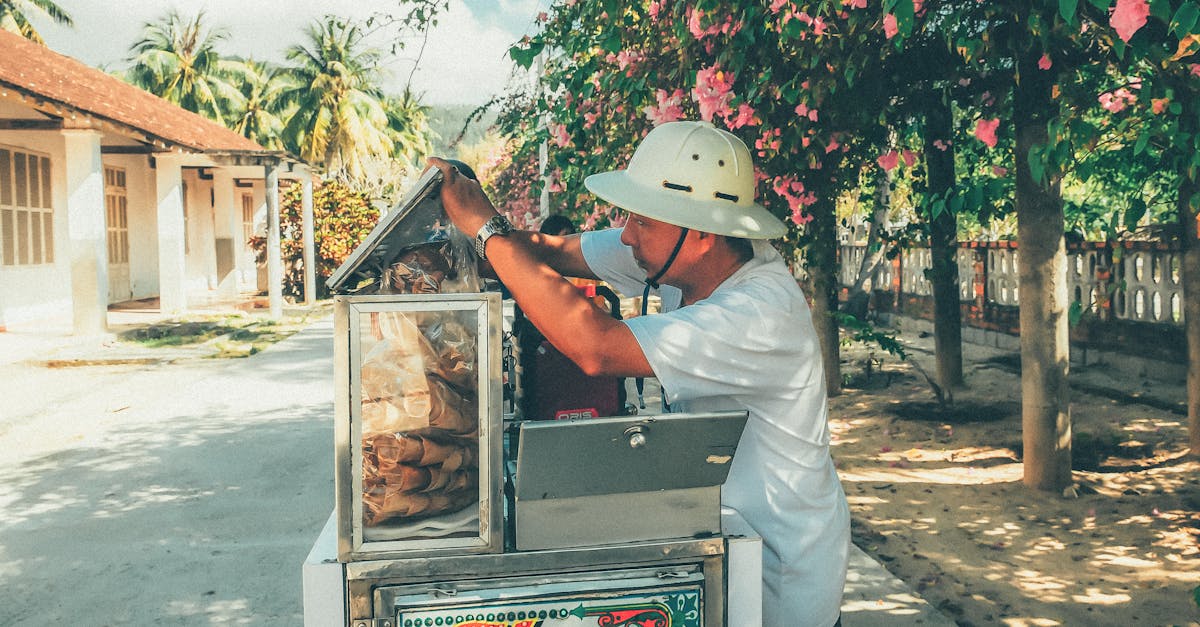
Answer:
xmin=0 ymin=30 xmax=313 ymax=333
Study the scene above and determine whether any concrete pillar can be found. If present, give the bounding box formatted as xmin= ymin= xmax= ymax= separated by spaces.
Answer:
xmin=301 ymin=173 xmax=315 ymax=305
xmin=155 ymin=154 xmax=187 ymax=314
xmin=212 ymin=169 xmax=239 ymax=299
xmin=265 ymin=162 xmax=282 ymax=318
xmin=62 ymin=129 xmax=108 ymax=335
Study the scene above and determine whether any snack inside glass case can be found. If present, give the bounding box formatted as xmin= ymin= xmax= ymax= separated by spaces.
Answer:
xmin=357 ymin=306 xmax=482 ymax=541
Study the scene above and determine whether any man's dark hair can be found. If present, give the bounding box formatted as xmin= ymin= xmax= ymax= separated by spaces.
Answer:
xmin=539 ymin=214 xmax=576 ymax=235
xmin=726 ymin=236 xmax=754 ymax=263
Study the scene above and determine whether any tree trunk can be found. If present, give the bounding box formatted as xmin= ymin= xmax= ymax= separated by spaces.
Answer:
xmin=1013 ymin=52 xmax=1072 ymax=491
xmin=1180 ymin=173 xmax=1200 ymax=455
xmin=808 ymin=197 xmax=842 ymax=397
xmin=924 ymin=93 xmax=965 ymax=389
xmin=850 ymin=168 xmax=891 ymax=294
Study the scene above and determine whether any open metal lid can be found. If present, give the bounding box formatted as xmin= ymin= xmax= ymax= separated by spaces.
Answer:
xmin=325 ymin=167 xmax=451 ymax=294
xmin=514 ymin=411 xmax=748 ymax=500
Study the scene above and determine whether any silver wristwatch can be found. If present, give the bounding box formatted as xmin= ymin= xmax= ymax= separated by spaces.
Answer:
xmin=474 ymin=215 xmax=513 ymax=260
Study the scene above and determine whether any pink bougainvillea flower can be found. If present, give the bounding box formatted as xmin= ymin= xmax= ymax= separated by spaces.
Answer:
xmin=877 ymin=150 xmax=900 ymax=171
xmin=883 ymin=13 xmax=899 ymax=39
xmin=992 ymin=166 xmax=1008 ymax=177
xmin=647 ymin=0 xmax=665 ymax=21
xmin=549 ymin=123 xmax=570 ymax=148
xmin=726 ymin=102 xmax=759 ymax=129
xmin=812 ymin=16 xmax=828 ymax=36
xmin=825 ymin=137 xmax=840 ymax=154
xmin=1111 ymin=0 xmax=1150 ymax=43
xmin=1038 ymin=54 xmax=1052 ymax=70
xmin=693 ymin=65 xmax=735 ymax=122
xmin=616 ymin=50 xmax=643 ymax=71
xmin=902 ymin=149 xmax=918 ymax=167
xmin=770 ymin=0 xmax=790 ymax=13
xmin=842 ymin=0 xmax=866 ymax=9
xmin=1152 ymin=97 xmax=1170 ymax=114
xmin=643 ymin=88 xmax=686 ymax=126
xmin=913 ymin=0 xmax=925 ymax=13
xmin=1099 ymin=87 xmax=1137 ymax=113
xmin=773 ymin=174 xmax=818 ymax=225
xmin=933 ymin=138 xmax=950 ymax=151
xmin=795 ymin=103 xmax=810 ymax=118
xmin=687 ymin=6 xmax=741 ymax=41
xmin=688 ymin=7 xmax=709 ymax=39
xmin=974 ymin=118 xmax=1000 ymax=148
xmin=1191 ymin=63 xmax=1200 ymax=77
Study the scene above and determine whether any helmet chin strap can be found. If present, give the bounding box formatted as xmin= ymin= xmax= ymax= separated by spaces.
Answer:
xmin=635 ymin=227 xmax=689 ymax=410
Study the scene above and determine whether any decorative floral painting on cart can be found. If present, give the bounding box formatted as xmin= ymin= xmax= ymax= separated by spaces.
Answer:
xmin=396 ymin=587 xmax=703 ymax=627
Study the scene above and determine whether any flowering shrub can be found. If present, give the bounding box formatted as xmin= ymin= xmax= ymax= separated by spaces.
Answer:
xmin=249 ymin=180 xmax=379 ymax=300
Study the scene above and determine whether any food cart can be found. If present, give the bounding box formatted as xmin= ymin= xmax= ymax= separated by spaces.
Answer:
xmin=301 ymin=167 xmax=763 ymax=627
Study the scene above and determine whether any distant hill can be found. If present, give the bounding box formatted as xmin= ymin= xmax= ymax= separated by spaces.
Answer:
xmin=426 ymin=104 xmax=499 ymax=157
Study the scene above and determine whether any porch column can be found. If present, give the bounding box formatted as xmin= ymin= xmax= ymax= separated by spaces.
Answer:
xmin=301 ymin=173 xmax=315 ymax=305
xmin=62 ymin=128 xmax=108 ymax=335
xmin=265 ymin=162 xmax=282 ymax=318
xmin=212 ymin=169 xmax=239 ymax=299
xmin=155 ymin=153 xmax=187 ymax=314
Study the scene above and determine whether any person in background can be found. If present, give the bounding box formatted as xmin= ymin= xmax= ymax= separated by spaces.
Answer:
xmin=428 ymin=120 xmax=850 ymax=627
xmin=538 ymin=214 xmax=576 ymax=236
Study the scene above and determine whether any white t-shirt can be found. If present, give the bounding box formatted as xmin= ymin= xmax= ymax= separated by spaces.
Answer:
xmin=582 ymin=228 xmax=850 ymax=627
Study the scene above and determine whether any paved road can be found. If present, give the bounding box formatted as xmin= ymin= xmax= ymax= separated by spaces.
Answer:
xmin=0 ymin=319 xmax=336 ymax=625
xmin=0 ymin=315 xmax=955 ymax=626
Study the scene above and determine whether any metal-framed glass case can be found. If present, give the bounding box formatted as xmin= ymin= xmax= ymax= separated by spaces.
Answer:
xmin=334 ymin=293 xmax=503 ymax=561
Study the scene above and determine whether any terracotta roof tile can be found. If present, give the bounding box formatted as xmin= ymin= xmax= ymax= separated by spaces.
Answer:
xmin=0 ymin=29 xmax=267 ymax=153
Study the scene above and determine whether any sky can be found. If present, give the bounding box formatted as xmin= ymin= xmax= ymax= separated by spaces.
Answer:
xmin=30 ymin=0 xmax=546 ymax=106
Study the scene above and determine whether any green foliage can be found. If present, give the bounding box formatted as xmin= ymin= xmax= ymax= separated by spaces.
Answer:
xmin=248 ymin=180 xmax=379 ymax=300
xmin=122 ymin=9 xmax=440 ymax=183
xmin=278 ymin=17 xmax=392 ymax=176
xmin=126 ymin=10 xmax=246 ymax=125
xmin=834 ymin=311 xmax=907 ymax=359
xmin=0 ymin=0 xmax=73 ymax=44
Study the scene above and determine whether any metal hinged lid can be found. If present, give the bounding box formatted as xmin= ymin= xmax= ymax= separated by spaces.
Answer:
xmin=514 ymin=411 xmax=748 ymax=500
xmin=326 ymin=167 xmax=451 ymax=294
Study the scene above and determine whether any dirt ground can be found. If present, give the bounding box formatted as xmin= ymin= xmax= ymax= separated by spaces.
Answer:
xmin=830 ymin=333 xmax=1200 ymax=627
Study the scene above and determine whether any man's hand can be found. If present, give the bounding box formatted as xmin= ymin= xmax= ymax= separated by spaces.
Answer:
xmin=426 ymin=157 xmax=496 ymax=237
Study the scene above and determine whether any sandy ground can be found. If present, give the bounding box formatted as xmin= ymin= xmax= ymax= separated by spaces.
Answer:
xmin=830 ymin=331 xmax=1200 ymax=627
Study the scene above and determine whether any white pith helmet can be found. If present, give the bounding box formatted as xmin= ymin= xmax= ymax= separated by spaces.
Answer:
xmin=584 ymin=120 xmax=787 ymax=239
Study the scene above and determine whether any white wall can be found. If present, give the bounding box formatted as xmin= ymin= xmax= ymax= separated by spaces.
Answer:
xmin=0 ymin=130 xmax=73 ymax=330
xmin=182 ymin=170 xmax=222 ymax=301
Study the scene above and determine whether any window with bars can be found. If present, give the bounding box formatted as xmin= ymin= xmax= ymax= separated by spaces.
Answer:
xmin=0 ymin=146 xmax=55 ymax=266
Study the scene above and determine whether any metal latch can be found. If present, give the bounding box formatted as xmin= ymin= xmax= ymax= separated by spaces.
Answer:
xmin=657 ymin=569 xmax=691 ymax=580
xmin=624 ymin=424 xmax=649 ymax=449
xmin=427 ymin=586 xmax=458 ymax=598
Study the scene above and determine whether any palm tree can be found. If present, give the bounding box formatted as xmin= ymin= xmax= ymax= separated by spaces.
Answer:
xmin=229 ymin=59 xmax=291 ymax=150
xmin=0 ymin=0 xmax=72 ymax=44
xmin=280 ymin=17 xmax=392 ymax=177
xmin=126 ymin=10 xmax=244 ymax=125
xmin=383 ymin=90 xmax=435 ymax=166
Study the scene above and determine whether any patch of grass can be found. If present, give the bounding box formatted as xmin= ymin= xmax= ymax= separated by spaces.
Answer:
xmin=117 ymin=303 xmax=331 ymax=358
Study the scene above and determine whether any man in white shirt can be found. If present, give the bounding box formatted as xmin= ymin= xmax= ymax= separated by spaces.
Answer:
xmin=429 ymin=120 xmax=850 ymax=627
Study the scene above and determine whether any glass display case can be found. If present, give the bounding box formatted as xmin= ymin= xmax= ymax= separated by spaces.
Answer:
xmin=334 ymin=293 xmax=503 ymax=561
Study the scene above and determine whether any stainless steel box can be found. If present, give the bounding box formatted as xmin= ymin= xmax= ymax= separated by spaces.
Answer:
xmin=513 ymin=411 xmax=747 ymax=551
xmin=334 ymin=293 xmax=504 ymax=561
